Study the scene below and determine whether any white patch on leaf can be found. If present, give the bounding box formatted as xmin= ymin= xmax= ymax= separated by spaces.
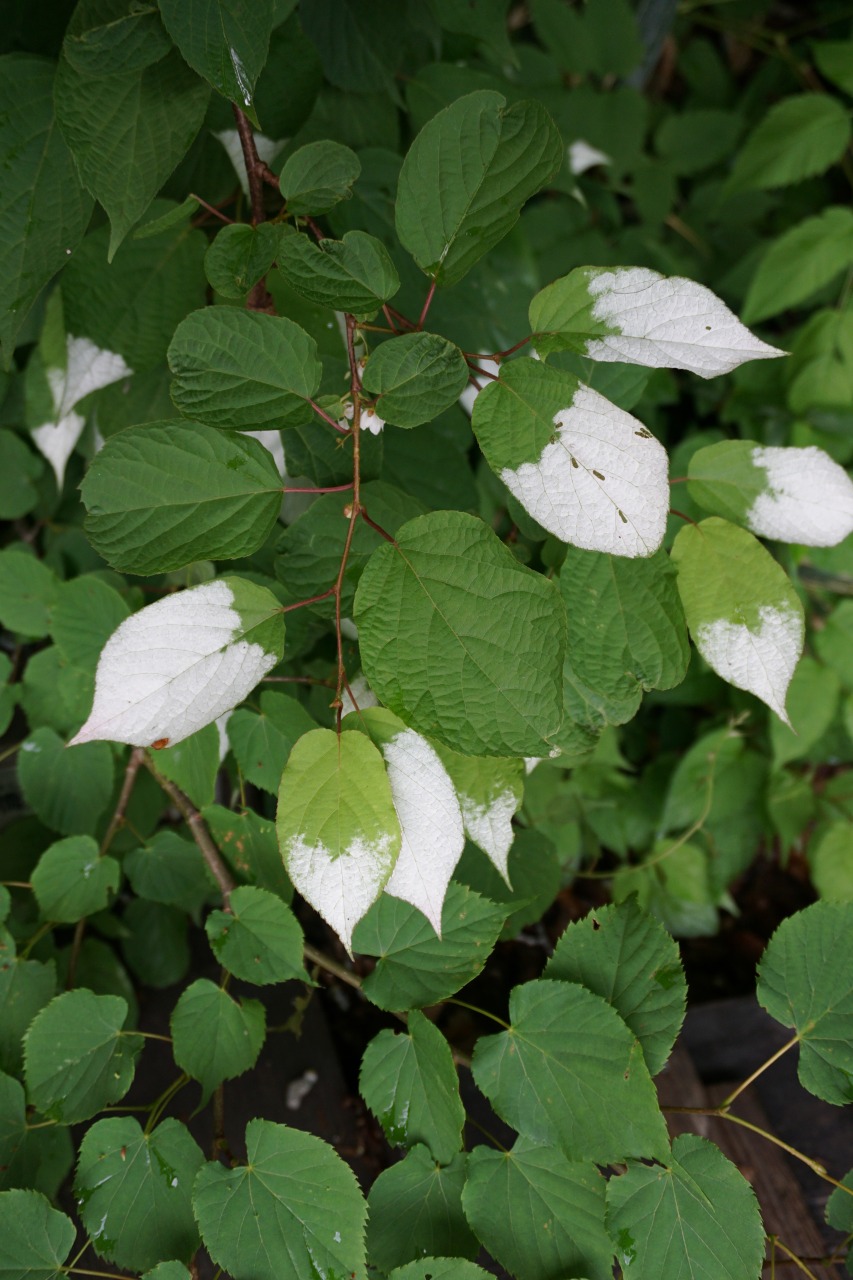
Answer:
xmin=568 ymin=140 xmax=611 ymax=174
xmin=32 ymin=336 xmax=131 ymax=485
xmin=382 ymin=729 xmax=465 ymax=935
xmin=460 ymin=788 xmax=519 ymax=884
xmin=747 ymin=445 xmax=853 ymax=546
xmin=242 ymin=429 xmax=286 ymax=476
xmin=214 ymin=129 xmax=286 ymax=197
xmin=501 ymin=383 xmax=668 ymax=556
xmin=285 ymin=831 xmax=396 ymax=956
xmin=585 ymin=267 xmax=785 ymax=378
xmin=696 ymin=604 xmax=803 ymax=725
xmin=459 ymin=357 xmax=501 ymax=416
xmin=341 ymin=674 xmax=378 ymax=718
xmin=68 ymin=580 xmax=278 ymax=749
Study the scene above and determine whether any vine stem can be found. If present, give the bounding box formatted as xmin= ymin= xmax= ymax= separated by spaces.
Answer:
xmin=718 ymin=1032 xmax=800 ymax=1109
xmin=188 ymin=192 xmax=233 ymax=226
xmin=142 ymin=755 xmax=235 ymax=907
xmin=285 ymin=482 xmax=353 ymax=494
xmin=418 ymin=279 xmax=437 ymax=329
xmin=232 ymin=104 xmax=266 ymax=226
xmin=309 ymin=398 xmax=349 ymax=433
xmin=768 ymin=1237 xmax=820 ymax=1280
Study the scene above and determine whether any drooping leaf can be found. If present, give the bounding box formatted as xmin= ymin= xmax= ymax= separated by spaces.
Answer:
xmin=205 ymin=886 xmax=308 ymax=984
xmin=170 ymin=979 xmax=265 ymax=1102
xmin=279 ymin=140 xmax=361 ymax=216
xmin=671 ymin=518 xmax=804 ymax=724
xmin=361 ymin=333 xmax=469 ymax=428
xmin=227 ymin=691 xmax=317 ymax=795
xmin=276 ymin=229 xmax=400 ymax=317
xmin=743 ymin=208 xmax=853 ymax=324
xmin=158 ymin=0 xmax=275 ymax=118
xmin=366 ymin=1148 xmax=479 ymax=1273
xmin=31 ymin=835 xmax=119 ymax=923
xmin=124 ymin=831 xmax=214 ymax=913
xmin=19 ymin=728 xmax=114 ymax=837
xmin=204 ymin=222 xmax=285 ymax=300
xmin=432 ymin=746 xmax=524 ymax=881
xmin=530 ymin=266 xmax=784 ymax=377
xmin=0 ymin=1189 xmax=75 ymax=1280
xmin=69 ymin=577 xmax=284 ymax=749
xmin=728 ymin=93 xmax=851 ymax=192
xmin=354 ymin=511 xmax=566 ymax=757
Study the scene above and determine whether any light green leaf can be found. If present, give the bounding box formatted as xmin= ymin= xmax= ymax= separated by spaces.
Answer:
xmin=24 ymin=990 xmax=141 ymax=1123
xmin=395 ymin=90 xmax=562 ymax=286
xmin=18 ymin=728 xmax=114 ymax=836
xmin=74 ymin=1117 xmax=204 ymax=1272
xmin=170 ymin=978 xmax=265 ymax=1101
xmin=462 ymin=1139 xmax=613 ymax=1280
xmin=472 ymin=359 xmax=669 ymax=556
xmin=50 ymin=575 xmax=131 ymax=670
xmin=228 ymin=691 xmax=317 ymax=794
xmin=545 ymin=900 xmax=686 ymax=1077
xmin=0 ymin=551 xmax=58 ymax=638
xmin=0 ymin=1189 xmax=75 ymax=1280
xmin=361 ymin=333 xmax=469 ymax=428
xmin=613 ymin=843 xmax=720 ymax=940
xmin=158 ymin=0 xmax=274 ymax=117
xmin=728 ymin=93 xmax=851 ymax=192
xmin=31 ymin=835 xmax=119 ymax=923
xmin=743 ymin=208 xmax=853 ymax=324
xmin=280 ymin=140 xmax=361 ymax=216
xmin=192 ymin=1119 xmax=367 ymax=1280
xmin=366 ymin=1148 xmax=478 ymax=1273
xmin=168 ymin=308 xmax=321 ymax=429
xmin=811 ymin=823 xmax=853 ymax=902
xmin=276 ymin=229 xmax=400 ymax=318
xmin=671 ymin=518 xmax=804 ymax=724
xmin=757 ymin=900 xmax=853 ymax=1103
xmin=471 ymin=979 xmax=669 ymax=1163
xmin=204 ymin=222 xmax=284 ymax=300
xmin=433 ymin=746 xmax=524 ymax=882
xmin=360 ymin=1010 xmax=464 ymax=1164
xmin=770 ymin=657 xmax=840 ymax=767
xmin=205 ymin=885 xmax=308 ymax=984
xmin=815 ymin=600 xmax=853 ymax=688
xmin=0 ymin=960 xmax=56 ymax=1077
xmin=354 ymin=511 xmax=566 ymax=757
xmin=276 ymin=728 xmax=401 ymax=955
xmin=124 ymin=831 xmax=214 ymax=913
xmin=354 ymin=883 xmax=507 ymax=1010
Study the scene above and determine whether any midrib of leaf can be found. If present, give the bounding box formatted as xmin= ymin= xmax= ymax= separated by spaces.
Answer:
xmin=432 ymin=113 xmax=503 ymax=267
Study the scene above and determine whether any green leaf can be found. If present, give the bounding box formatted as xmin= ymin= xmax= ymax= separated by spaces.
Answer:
xmin=204 ymin=222 xmax=284 ymax=299
xmin=353 ymin=882 xmax=506 ymax=1010
xmin=654 ymin=108 xmax=743 ymax=176
xmin=134 ymin=196 xmax=199 ymax=239
xmin=757 ymin=900 xmax=853 ymax=1103
xmin=354 ymin=511 xmax=565 ymax=757
xmin=276 ymin=728 xmax=401 ymax=954
xmin=613 ymin=843 xmax=720 ymax=940
xmin=170 ymin=978 xmax=265 ymax=1101
xmin=0 ymin=1071 xmax=72 ymax=1199
xmin=456 ymin=828 xmax=560 ymax=939
xmin=390 ymin=1262 xmax=492 ymax=1280
xmin=50 ymin=575 xmax=131 ymax=670
xmin=0 ymin=431 xmax=42 ymax=520
xmin=0 ymin=960 xmax=56 ymax=1077
xmin=0 ymin=1189 xmax=75 ymax=1280
xmin=426 ymin=0 xmax=515 ymax=66
xmin=671 ymin=518 xmax=804 ymax=725
xmin=770 ymin=657 xmax=840 ymax=767
xmin=74 ymin=1117 xmax=205 ymax=1272
xmin=360 ymin=1010 xmax=464 ymax=1163
xmin=395 ymin=90 xmax=562 ymax=285
xmin=606 ymin=1134 xmax=764 ymax=1280
xmin=728 ymin=93 xmax=851 ymax=192
xmin=168 ymin=308 xmax=321 ymax=430
xmin=122 ymin=900 xmax=190 ymax=990
xmin=276 ymin=229 xmax=400 ymax=318
xmin=203 ymin=803 xmax=293 ymax=900
xmin=433 ymin=746 xmax=524 ymax=881
xmin=0 ymin=551 xmax=58 ymax=637
xmin=124 ymin=831 xmax=214 ymax=913
xmin=192 ymin=1119 xmax=367 ymax=1280
xmin=299 ymin=0 xmax=401 ymax=103
xmin=743 ymin=208 xmax=853 ymax=324
xmin=462 ymin=1139 xmax=613 ymax=1280
xmin=545 ymin=900 xmax=686 ymax=1077
xmin=811 ymin=822 xmax=853 ymax=902
xmin=366 ymin=1148 xmax=479 ymax=1273
xmin=0 ymin=56 xmax=93 ymax=366
xmin=141 ymin=1265 xmax=191 ymax=1280
xmin=19 ymin=728 xmax=114 ymax=836
xmin=361 ymin=333 xmax=468 ymax=428
xmin=205 ymin=885 xmax=308 ymax=984
xmin=472 ymin=978 xmax=669 ymax=1163
xmin=813 ymin=40 xmax=853 ymax=96
xmin=31 ymin=835 xmax=119 ymax=923
xmin=158 ymin=0 xmax=275 ymax=118
xmin=24 ymin=990 xmax=142 ymax=1123
xmin=153 ymin=724 xmax=221 ymax=808
xmin=81 ymin=422 xmax=283 ymax=575
xmin=228 ymin=691 xmax=316 ymax=794
xmin=55 ymin=14 xmax=209 ymax=257
xmin=280 ymin=140 xmax=361 ymax=216
xmin=531 ymin=0 xmax=642 ymax=76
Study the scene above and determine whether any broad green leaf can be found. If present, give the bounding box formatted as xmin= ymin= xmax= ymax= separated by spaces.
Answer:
xmin=728 ymin=93 xmax=851 ymax=192
xmin=770 ymin=657 xmax=840 ymax=767
xmin=74 ymin=1117 xmax=204 ymax=1272
xmin=0 ymin=960 xmax=56 ymax=1077
xmin=0 ymin=551 xmax=58 ymax=638
xmin=204 ymin=222 xmax=284 ymax=300
xmin=153 ymin=724 xmax=221 ymax=808
xmin=203 ymin=803 xmax=293 ymax=900
xmin=757 ymin=900 xmax=853 ymax=1103
xmin=531 ymin=0 xmax=642 ymax=76
xmin=787 ymin=309 xmax=853 ymax=414
xmin=276 ymin=728 xmax=401 ymax=954
xmin=472 ymin=359 xmax=669 ymax=556
xmin=813 ymin=40 xmax=853 ymax=95
xmin=545 ymin=900 xmax=686 ymax=1077
xmin=50 ymin=575 xmax=131 ymax=670
xmin=433 ymin=746 xmax=524 ymax=881
xmin=815 ymin=599 xmax=853 ymax=688
xmin=654 ymin=108 xmax=742 ymax=176
xmin=168 ymin=308 xmax=321 ymax=429
xmin=688 ymin=441 xmax=853 ymax=547
xmin=227 ymin=691 xmax=316 ymax=794
xmin=158 ymin=0 xmax=274 ymax=117
xmin=276 ymin=229 xmax=400 ymax=317
xmin=530 ymin=266 xmax=783 ymax=377
xmin=671 ymin=518 xmax=804 ymax=724
xmin=31 ymin=835 xmax=119 ymax=923
xmin=462 ymin=1139 xmax=613 ymax=1280
xmin=0 ymin=431 xmax=42 ymax=520
xmin=0 ymin=1072 xmax=72 ymax=1199
xmin=0 ymin=57 xmax=93 ymax=365
xmin=361 ymin=333 xmax=468 ymax=428
xmin=743 ymin=208 xmax=853 ymax=324
xmin=60 ymin=2 xmax=171 ymax=74
xmin=353 ymin=883 xmax=506 ymax=1010
xmin=366 ymin=1148 xmax=478 ymax=1273
xmin=192 ymin=1119 xmax=367 ymax=1280
xmin=456 ymin=828 xmax=561 ymax=940
xmin=427 ymin=0 xmax=515 ymax=66
xmin=19 ymin=728 xmax=114 ymax=836
xmin=81 ymin=422 xmax=283 ymax=575
xmin=141 ymin=1266 xmax=191 ymax=1280
xmin=170 ymin=978 xmax=265 ymax=1101
xmin=124 ymin=831 xmax=214 ymax=913
xmin=0 ymin=1189 xmax=75 ymax=1280
xmin=280 ymin=140 xmax=361 ymax=216
xmin=472 ymin=979 xmax=669 ymax=1163
xmin=69 ymin=577 xmax=284 ymax=749
xmin=613 ymin=843 xmax=720 ymax=940
xmin=55 ymin=14 xmax=209 ymax=257
xmin=390 ymin=1262 xmax=491 ymax=1280
xmin=134 ymin=196 xmax=199 ymax=238
xmin=354 ymin=511 xmax=566 ymax=757
xmin=395 ymin=90 xmax=562 ymax=285
xmin=360 ymin=1010 xmax=464 ymax=1163
xmin=122 ymin=900 xmax=190 ymax=990
xmin=205 ymin=885 xmax=308 ymax=984
xmin=811 ymin=823 xmax=853 ymax=902
xmin=24 ymin=990 xmax=141 ymax=1123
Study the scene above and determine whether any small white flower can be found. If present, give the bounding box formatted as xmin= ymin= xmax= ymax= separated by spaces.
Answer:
xmin=568 ymin=140 xmax=612 ymax=175
xmin=341 ymin=402 xmax=385 ymax=435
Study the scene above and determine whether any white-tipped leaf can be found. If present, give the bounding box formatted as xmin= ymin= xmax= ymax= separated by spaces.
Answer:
xmin=434 ymin=744 xmax=525 ymax=883
xmin=69 ymin=577 xmax=284 ymax=749
xmin=277 ymin=728 xmax=401 ymax=955
xmin=530 ymin=266 xmax=785 ymax=378
xmin=472 ymin=358 xmax=668 ymax=557
xmin=672 ymin=518 xmax=804 ymax=725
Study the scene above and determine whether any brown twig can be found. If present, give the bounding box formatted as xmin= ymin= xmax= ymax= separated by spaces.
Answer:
xmin=232 ymin=104 xmax=266 ymax=226
xmin=142 ymin=755 xmax=235 ymax=907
